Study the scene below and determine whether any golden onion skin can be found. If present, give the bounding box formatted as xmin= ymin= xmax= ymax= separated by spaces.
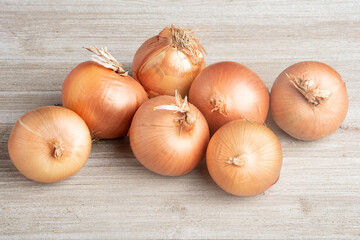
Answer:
xmin=8 ymin=106 xmax=92 ymax=183
xmin=206 ymin=120 xmax=282 ymax=196
xmin=189 ymin=61 xmax=269 ymax=134
xmin=129 ymin=95 xmax=210 ymax=176
xmin=271 ymin=61 xmax=348 ymax=141
xmin=62 ymin=61 xmax=148 ymax=139
xmin=132 ymin=26 xmax=205 ymax=98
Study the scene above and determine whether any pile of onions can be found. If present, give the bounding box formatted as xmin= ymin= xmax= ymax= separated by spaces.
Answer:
xmin=8 ymin=106 xmax=92 ymax=183
xmin=132 ymin=25 xmax=206 ymax=98
xmin=8 ymin=25 xmax=348 ymax=197
xmin=189 ymin=61 xmax=269 ymax=133
xmin=129 ymin=91 xmax=209 ymax=176
xmin=271 ymin=61 xmax=348 ymax=141
xmin=206 ymin=120 xmax=282 ymax=196
xmin=62 ymin=46 xmax=148 ymax=139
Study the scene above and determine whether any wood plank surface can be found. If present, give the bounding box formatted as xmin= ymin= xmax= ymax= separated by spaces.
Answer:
xmin=1 ymin=0 xmax=359 ymax=239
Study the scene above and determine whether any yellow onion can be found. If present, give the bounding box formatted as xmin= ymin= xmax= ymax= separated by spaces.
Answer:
xmin=129 ymin=91 xmax=209 ymax=176
xmin=8 ymin=106 xmax=92 ymax=183
xmin=206 ymin=120 xmax=282 ymax=196
xmin=132 ymin=25 xmax=206 ymax=97
xmin=189 ymin=61 xmax=269 ymax=134
xmin=62 ymin=46 xmax=148 ymax=139
xmin=271 ymin=61 xmax=348 ymax=141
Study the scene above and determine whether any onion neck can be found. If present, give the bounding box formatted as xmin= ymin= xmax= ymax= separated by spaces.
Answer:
xmin=170 ymin=25 xmax=205 ymax=64
xmin=226 ymin=154 xmax=247 ymax=167
xmin=53 ymin=142 xmax=64 ymax=159
xmin=209 ymin=94 xmax=227 ymax=116
xmin=286 ymin=73 xmax=330 ymax=105
xmin=153 ymin=90 xmax=197 ymax=132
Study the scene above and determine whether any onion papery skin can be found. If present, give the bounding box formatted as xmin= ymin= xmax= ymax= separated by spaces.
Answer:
xmin=62 ymin=61 xmax=148 ymax=139
xmin=132 ymin=26 xmax=205 ymax=98
xmin=270 ymin=61 xmax=348 ymax=141
xmin=189 ymin=61 xmax=269 ymax=134
xmin=8 ymin=106 xmax=92 ymax=183
xmin=129 ymin=95 xmax=210 ymax=176
xmin=206 ymin=120 xmax=282 ymax=196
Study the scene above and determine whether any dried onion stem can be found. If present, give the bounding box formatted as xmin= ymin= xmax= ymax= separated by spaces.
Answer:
xmin=85 ymin=46 xmax=128 ymax=75
xmin=286 ymin=73 xmax=330 ymax=105
xmin=170 ymin=25 xmax=206 ymax=64
xmin=154 ymin=90 xmax=196 ymax=127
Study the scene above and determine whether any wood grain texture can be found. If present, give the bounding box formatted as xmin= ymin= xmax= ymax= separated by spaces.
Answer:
xmin=1 ymin=0 xmax=359 ymax=239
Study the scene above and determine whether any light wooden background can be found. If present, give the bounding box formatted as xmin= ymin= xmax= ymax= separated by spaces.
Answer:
xmin=1 ymin=0 xmax=359 ymax=239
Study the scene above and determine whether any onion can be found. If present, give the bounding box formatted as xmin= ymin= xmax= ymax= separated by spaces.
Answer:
xmin=270 ymin=61 xmax=348 ymax=141
xmin=62 ymin=46 xmax=148 ymax=139
xmin=132 ymin=25 xmax=206 ymax=98
xmin=189 ymin=61 xmax=269 ymax=134
xmin=129 ymin=91 xmax=209 ymax=176
xmin=8 ymin=106 xmax=92 ymax=183
xmin=206 ymin=120 xmax=282 ymax=196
